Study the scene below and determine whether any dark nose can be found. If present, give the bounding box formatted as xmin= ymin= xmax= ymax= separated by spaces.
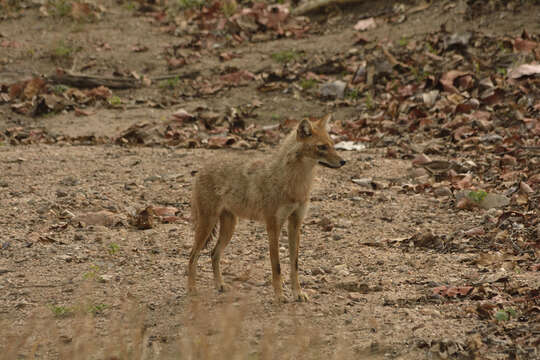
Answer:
xmin=340 ymin=160 xmax=346 ymax=166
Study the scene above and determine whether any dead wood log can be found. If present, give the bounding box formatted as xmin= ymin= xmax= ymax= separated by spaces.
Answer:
xmin=48 ymin=70 xmax=141 ymax=89
xmin=293 ymin=0 xmax=367 ymax=16
xmin=48 ymin=70 xmax=202 ymax=89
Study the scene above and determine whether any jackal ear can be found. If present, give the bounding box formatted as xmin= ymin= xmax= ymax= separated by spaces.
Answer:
xmin=297 ymin=119 xmax=313 ymax=140
xmin=320 ymin=114 xmax=332 ymax=130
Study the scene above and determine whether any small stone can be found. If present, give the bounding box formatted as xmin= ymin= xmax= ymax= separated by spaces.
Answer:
xmin=98 ymin=274 xmax=114 ymax=283
xmin=479 ymin=193 xmax=510 ymax=209
xmin=480 ymin=134 xmax=503 ymax=144
xmin=407 ymin=167 xmax=428 ymax=178
xmin=433 ymin=187 xmax=452 ymax=197
xmin=58 ymin=255 xmax=72 ymax=262
xmin=337 ymin=269 xmax=350 ymax=276
xmin=352 ymin=178 xmax=373 ymax=187
xmin=348 ymin=292 xmax=364 ymax=302
xmin=500 ymin=155 xmax=517 ymax=167
xmin=319 ymin=80 xmax=347 ymax=99
xmin=59 ymin=176 xmax=79 ymax=186
xmin=74 ymin=233 xmax=84 ymax=241
xmin=56 ymin=190 xmax=68 ymax=198
xmin=422 ymin=90 xmax=439 ymax=106
xmin=311 ymin=268 xmax=324 ymax=276
xmin=144 ymin=175 xmax=162 ymax=182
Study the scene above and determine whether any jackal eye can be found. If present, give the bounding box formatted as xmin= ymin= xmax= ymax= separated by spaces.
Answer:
xmin=317 ymin=144 xmax=328 ymax=151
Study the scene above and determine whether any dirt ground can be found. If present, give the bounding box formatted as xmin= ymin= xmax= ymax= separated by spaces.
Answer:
xmin=0 ymin=0 xmax=539 ymax=359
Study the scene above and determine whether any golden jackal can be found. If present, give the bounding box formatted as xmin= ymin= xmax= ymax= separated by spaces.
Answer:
xmin=188 ymin=114 xmax=345 ymax=302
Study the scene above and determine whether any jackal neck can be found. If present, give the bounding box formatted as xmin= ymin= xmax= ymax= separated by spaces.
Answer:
xmin=273 ymin=131 xmax=316 ymax=201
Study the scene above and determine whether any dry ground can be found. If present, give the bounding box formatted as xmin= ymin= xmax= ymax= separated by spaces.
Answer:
xmin=0 ymin=0 xmax=539 ymax=359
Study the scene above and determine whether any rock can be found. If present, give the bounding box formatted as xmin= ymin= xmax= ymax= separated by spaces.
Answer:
xmin=412 ymin=153 xmax=432 ymax=167
xmin=59 ymin=176 xmax=79 ymax=186
xmin=57 ymin=254 xmax=73 ymax=262
xmin=408 ymin=167 xmax=429 ymax=178
xmin=311 ymin=268 xmax=324 ymax=276
xmin=479 ymin=193 xmax=510 ymax=209
xmin=98 ymin=274 xmax=114 ymax=283
xmin=348 ymin=292 xmax=364 ymax=302
xmin=336 ymin=279 xmax=370 ymax=293
xmin=74 ymin=210 xmax=125 ymax=227
xmin=433 ymin=186 xmax=452 ymax=197
xmin=500 ymin=154 xmax=517 ymax=167
xmin=352 ymin=178 xmax=372 ymax=188
xmin=337 ymin=269 xmax=350 ymax=277
xmin=319 ymin=80 xmax=347 ymax=99
xmin=334 ymin=141 xmax=366 ymax=151
xmin=144 ymin=175 xmax=162 ymax=182
xmin=480 ymin=134 xmax=503 ymax=144
xmin=422 ymin=90 xmax=439 ymax=106
xmin=456 ymin=191 xmax=510 ymax=210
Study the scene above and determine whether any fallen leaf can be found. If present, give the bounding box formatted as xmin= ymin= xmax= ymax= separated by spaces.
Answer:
xmin=440 ymin=71 xmax=470 ymax=94
xmin=508 ymin=63 xmax=540 ymax=79
xmin=354 ymin=18 xmax=376 ymax=31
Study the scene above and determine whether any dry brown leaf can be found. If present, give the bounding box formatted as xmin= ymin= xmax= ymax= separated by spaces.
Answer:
xmin=354 ymin=18 xmax=376 ymax=31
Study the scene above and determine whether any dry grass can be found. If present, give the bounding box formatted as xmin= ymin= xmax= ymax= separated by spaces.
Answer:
xmin=1 ymin=284 xmax=364 ymax=360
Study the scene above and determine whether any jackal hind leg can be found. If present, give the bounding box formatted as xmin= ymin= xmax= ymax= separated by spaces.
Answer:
xmin=187 ymin=214 xmax=218 ymax=294
xmin=211 ymin=210 xmax=237 ymax=292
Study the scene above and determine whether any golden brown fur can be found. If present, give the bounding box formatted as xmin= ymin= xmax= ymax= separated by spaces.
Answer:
xmin=187 ymin=114 xmax=345 ymax=302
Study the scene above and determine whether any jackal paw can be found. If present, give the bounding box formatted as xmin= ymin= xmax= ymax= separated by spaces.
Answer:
xmin=216 ymin=283 xmax=230 ymax=293
xmin=187 ymin=287 xmax=198 ymax=296
xmin=294 ymin=291 xmax=309 ymax=302
xmin=274 ymin=294 xmax=287 ymax=304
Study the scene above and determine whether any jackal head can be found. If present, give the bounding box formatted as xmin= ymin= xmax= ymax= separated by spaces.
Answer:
xmin=296 ymin=114 xmax=346 ymax=169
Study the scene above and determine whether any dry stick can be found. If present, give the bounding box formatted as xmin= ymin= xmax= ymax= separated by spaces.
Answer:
xmin=293 ymin=0 xmax=371 ymax=16
xmin=48 ymin=72 xmax=141 ymax=89
xmin=48 ymin=70 xmax=201 ymax=89
xmin=294 ymin=0 xmax=429 ymax=17
xmin=380 ymin=45 xmax=410 ymax=69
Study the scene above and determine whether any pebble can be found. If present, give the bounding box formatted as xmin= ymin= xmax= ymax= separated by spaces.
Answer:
xmin=98 ymin=274 xmax=114 ymax=283
xmin=319 ymin=80 xmax=347 ymax=99
xmin=352 ymin=178 xmax=372 ymax=188
xmin=433 ymin=187 xmax=452 ymax=197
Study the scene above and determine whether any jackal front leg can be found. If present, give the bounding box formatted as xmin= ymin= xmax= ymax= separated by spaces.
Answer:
xmin=266 ymin=217 xmax=285 ymax=303
xmin=288 ymin=209 xmax=308 ymax=302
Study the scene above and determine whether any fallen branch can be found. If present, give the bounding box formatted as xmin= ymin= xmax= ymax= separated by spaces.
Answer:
xmin=48 ymin=69 xmax=202 ymax=89
xmin=293 ymin=0 xmax=364 ymax=16
xmin=293 ymin=0 xmax=395 ymax=17
xmin=48 ymin=70 xmax=141 ymax=89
